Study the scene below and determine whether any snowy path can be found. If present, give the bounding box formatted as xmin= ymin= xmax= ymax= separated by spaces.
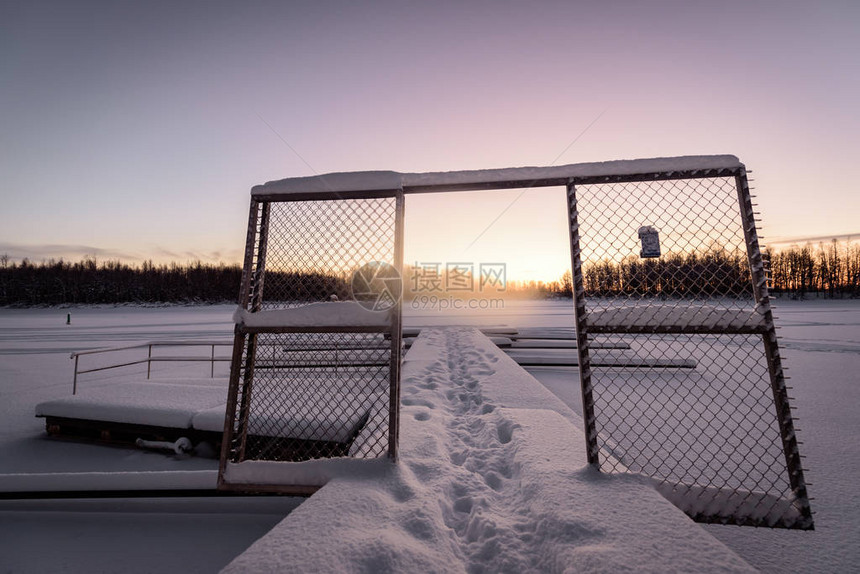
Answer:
xmin=222 ymin=328 xmax=754 ymax=573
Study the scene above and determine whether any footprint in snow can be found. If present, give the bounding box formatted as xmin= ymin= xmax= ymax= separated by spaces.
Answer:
xmin=496 ymin=419 xmax=519 ymax=445
xmin=402 ymin=397 xmax=436 ymax=409
xmin=482 ymin=471 xmax=504 ymax=492
xmin=453 ymin=495 xmax=473 ymax=514
xmin=449 ymin=449 xmax=469 ymax=466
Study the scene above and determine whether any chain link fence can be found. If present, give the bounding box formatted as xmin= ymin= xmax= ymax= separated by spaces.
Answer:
xmin=229 ymin=332 xmax=392 ymax=462
xmin=253 ymin=197 xmax=398 ymax=307
xmin=216 ymin=159 xmax=811 ymax=522
xmin=568 ymin=170 xmax=813 ymax=529
xmin=220 ymin=192 xmax=403 ymax=491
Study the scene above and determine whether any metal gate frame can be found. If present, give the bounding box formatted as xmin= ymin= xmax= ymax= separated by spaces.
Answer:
xmin=215 ymin=157 xmax=812 ymax=529
xmin=218 ymin=183 xmax=404 ymax=494
xmin=566 ymin=166 xmax=813 ymax=529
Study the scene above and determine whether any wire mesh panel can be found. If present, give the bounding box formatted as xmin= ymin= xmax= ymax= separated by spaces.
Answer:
xmin=229 ymin=332 xmax=392 ymax=462
xmin=219 ymin=191 xmax=404 ymax=493
xmin=256 ymin=197 xmax=398 ymax=307
xmin=567 ymin=169 xmax=813 ymax=529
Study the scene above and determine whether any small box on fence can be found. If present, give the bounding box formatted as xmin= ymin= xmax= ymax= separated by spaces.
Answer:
xmin=638 ymin=226 xmax=661 ymax=258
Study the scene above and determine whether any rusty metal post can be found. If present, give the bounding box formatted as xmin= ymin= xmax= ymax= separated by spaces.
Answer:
xmin=219 ymin=199 xmax=264 ymax=483
xmin=566 ymin=180 xmax=600 ymax=465
xmin=388 ymin=189 xmax=405 ymax=460
xmin=147 ymin=344 xmax=152 ymax=379
xmin=736 ymin=170 xmax=813 ymax=528
xmin=72 ymin=354 xmax=80 ymax=395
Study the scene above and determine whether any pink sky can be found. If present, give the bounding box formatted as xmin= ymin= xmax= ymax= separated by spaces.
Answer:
xmin=2 ymin=1 xmax=858 ymax=282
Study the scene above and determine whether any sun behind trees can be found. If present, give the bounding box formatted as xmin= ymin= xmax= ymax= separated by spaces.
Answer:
xmin=0 ymin=240 xmax=858 ymax=306
xmin=765 ymin=240 xmax=860 ymax=298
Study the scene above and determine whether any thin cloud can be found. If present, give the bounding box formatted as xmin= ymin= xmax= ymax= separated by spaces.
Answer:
xmin=0 ymin=243 xmax=141 ymax=263
xmin=766 ymin=232 xmax=860 ymax=246
xmin=150 ymin=245 xmax=244 ymax=264
xmin=151 ymin=246 xmax=183 ymax=260
xmin=0 ymin=243 xmax=244 ymax=265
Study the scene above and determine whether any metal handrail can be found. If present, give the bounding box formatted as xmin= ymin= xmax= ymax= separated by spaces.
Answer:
xmin=68 ymin=338 xmax=391 ymax=394
xmin=71 ymin=340 xmax=233 ymax=394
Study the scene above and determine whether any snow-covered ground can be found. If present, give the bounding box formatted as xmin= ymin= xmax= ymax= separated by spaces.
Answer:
xmin=0 ymin=299 xmax=857 ymax=572
xmin=699 ymin=300 xmax=860 ymax=572
xmin=0 ymin=305 xmax=303 ymax=573
xmin=519 ymin=300 xmax=860 ymax=573
xmin=220 ymin=327 xmax=754 ymax=573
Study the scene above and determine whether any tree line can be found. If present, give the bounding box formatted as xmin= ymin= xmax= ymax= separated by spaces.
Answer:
xmin=0 ymin=257 xmax=245 ymax=305
xmin=575 ymin=240 xmax=859 ymax=299
xmin=764 ymin=240 xmax=860 ymax=298
xmin=1 ymin=240 xmax=857 ymax=306
xmin=0 ymin=257 xmax=573 ymax=305
xmin=581 ymin=248 xmax=752 ymax=298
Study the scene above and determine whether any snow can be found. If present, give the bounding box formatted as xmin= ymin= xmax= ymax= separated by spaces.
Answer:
xmin=587 ymin=303 xmax=766 ymax=332
xmin=35 ymin=380 xmax=228 ymax=428
xmin=653 ymin=482 xmax=803 ymax=528
xmin=252 ymin=170 xmax=402 ymax=197
xmin=253 ymin=155 xmax=743 ymax=197
xmin=233 ymin=302 xmax=391 ymax=328
xmin=401 ymin=155 xmax=743 ymax=191
xmin=223 ymin=457 xmax=392 ymax=488
xmin=1 ymin=300 xmax=858 ymax=573
xmin=217 ymin=391 xmax=377 ymax=443
xmin=221 ymin=327 xmax=755 ymax=573
xmin=522 ymin=299 xmax=860 ymax=572
xmin=0 ymin=307 xmax=304 ymax=573
xmin=35 ymin=379 xmax=380 ymax=443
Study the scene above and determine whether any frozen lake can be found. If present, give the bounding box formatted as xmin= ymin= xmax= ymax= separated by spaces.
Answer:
xmin=0 ymin=299 xmax=858 ymax=572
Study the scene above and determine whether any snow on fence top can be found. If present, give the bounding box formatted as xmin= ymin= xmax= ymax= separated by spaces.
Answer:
xmin=251 ymin=155 xmax=744 ymax=199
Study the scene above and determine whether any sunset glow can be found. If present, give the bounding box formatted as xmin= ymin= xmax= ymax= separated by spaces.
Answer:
xmin=2 ymin=1 xmax=858 ymax=281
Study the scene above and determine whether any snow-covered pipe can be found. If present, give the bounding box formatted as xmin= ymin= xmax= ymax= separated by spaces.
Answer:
xmin=135 ymin=437 xmax=193 ymax=454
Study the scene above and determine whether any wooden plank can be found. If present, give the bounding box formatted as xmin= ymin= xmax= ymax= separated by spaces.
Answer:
xmin=510 ymin=357 xmax=697 ymax=368
xmin=403 ymin=336 xmax=628 ymax=351
xmin=503 ymin=350 xmax=696 ymax=369
xmin=510 ymin=339 xmax=629 ymax=349
xmin=586 ymin=306 xmax=767 ymax=334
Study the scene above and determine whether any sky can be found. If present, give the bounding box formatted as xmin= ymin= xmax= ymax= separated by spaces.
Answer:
xmin=1 ymin=0 xmax=858 ymax=282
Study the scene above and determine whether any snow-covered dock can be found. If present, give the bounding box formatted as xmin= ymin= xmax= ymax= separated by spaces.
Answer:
xmin=33 ymin=326 xmax=683 ymax=454
xmin=222 ymin=328 xmax=755 ymax=572
xmin=34 ymin=375 xmax=382 ymax=460
xmin=35 ymin=379 xmax=228 ymax=442
xmin=404 ymin=328 xmax=692 ymax=368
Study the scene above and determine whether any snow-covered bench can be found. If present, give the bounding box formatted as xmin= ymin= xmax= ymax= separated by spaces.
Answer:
xmin=35 ymin=380 xmax=229 ymax=445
